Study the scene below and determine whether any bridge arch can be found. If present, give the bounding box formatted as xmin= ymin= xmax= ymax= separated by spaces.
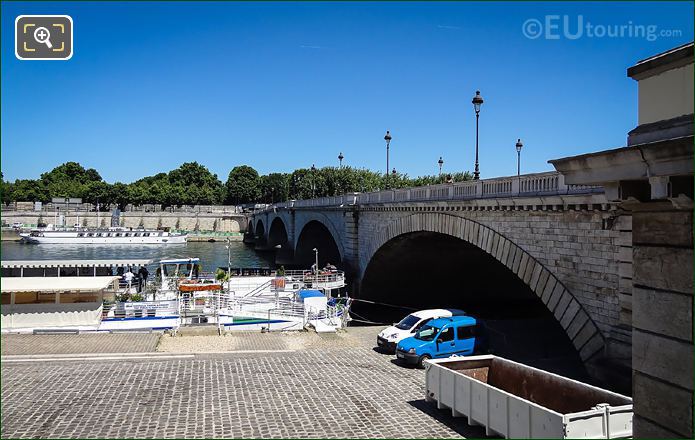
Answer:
xmin=268 ymin=217 xmax=289 ymax=249
xmin=293 ymin=213 xmax=345 ymax=261
xmin=294 ymin=218 xmax=343 ymax=269
xmin=254 ymin=219 xmax=266 ymax=242
xmin=360 ymin=212 xmax=604 ymax=364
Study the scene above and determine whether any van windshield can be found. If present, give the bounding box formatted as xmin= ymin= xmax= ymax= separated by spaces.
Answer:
xmin=395 ymin=314 xmax=420 ymax=330
xmin=414 ymin=324 xmax=440 ymax=341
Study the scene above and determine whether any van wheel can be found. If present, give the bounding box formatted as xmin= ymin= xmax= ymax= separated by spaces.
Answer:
xmin=417 ymin=354 xmax=431 ymax=368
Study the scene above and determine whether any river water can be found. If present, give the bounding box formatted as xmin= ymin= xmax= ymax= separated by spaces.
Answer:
xmin=1 ymin=241 xmax=274 ymax=272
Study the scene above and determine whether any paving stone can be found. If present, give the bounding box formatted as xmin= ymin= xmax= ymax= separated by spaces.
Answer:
xmin=1 ymin=327 xmax=485 ymax=439
xmin=1 ymin=333 xmax=160 ymax=355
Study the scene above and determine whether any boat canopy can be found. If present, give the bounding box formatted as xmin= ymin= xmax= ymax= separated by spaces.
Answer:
xmin=1 ymin=276 xmax=121 ymax=293
xmin=298 ymin=290 xmax=325 ymax=301
xmin=158 ymin=258 xmax=200 ymax=265
xmin=1 ymin=259 xmax=153 ymax=269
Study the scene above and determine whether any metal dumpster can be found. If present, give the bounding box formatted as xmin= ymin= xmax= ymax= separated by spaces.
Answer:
xmin=425 ymin=355 xmax=632 ymax=438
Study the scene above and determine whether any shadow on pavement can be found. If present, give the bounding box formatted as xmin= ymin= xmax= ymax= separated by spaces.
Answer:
xmin=407 ymin=399 xmax=497 ymax=438
xmin=390 ymin=358 xmax=419 ymax=369
xmin=372 ymin=346 xmax=394 ymax=355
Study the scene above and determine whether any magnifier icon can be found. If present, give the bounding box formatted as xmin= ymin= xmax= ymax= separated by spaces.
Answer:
xmin=33 ymin=26 xmax=53 ymax=49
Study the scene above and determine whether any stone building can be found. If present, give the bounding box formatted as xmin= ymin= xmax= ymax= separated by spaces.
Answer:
xmin=551 ymin=42 xmax=694 ymax=438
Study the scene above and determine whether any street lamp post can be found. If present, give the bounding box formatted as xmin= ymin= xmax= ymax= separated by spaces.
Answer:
xmin=312 ymin=247 xmax=319 ymax=273
xmin=338 ymin=152 xmax=344 ymax=168
xmin=438 ymin=156 xmax=444 ymax=175
xmin=472 ymin=90 xmax=484 ymax=180
xmin=384 ymin=130 xmax=392 ymax=177
xmin=225 ymin=237 xmax=232 ymax=275
xmin=515 ymin=138 xmax=523 ymax=194
xmin=310 ymin=164 xmax=316 ymax=198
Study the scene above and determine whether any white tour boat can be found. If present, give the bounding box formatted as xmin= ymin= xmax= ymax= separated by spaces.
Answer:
xmin=19 ymin=226 xmax=187 ymax=244
xmin=0 ymin=257 xmax=351 ymax=334
xmin=152 ymin=257 xmax=351 ymax=332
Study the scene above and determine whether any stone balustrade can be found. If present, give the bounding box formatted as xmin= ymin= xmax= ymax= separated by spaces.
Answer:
xmin=266 ymin=171 xmax=603 ymax=211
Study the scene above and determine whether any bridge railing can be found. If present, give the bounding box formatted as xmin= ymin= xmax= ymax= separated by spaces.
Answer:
xmin=257 ymin=171 xmax=602 ymax=212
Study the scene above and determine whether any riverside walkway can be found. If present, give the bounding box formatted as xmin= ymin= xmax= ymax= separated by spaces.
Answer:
xmin=1 ymin=328 xmax=486 ymax=439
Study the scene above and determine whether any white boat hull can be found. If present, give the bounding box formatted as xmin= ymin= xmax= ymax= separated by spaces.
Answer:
xmin=99 ymin=316 xmax=180 ymax=331
xmin=20 ymin=233 xmax=187 ymax=245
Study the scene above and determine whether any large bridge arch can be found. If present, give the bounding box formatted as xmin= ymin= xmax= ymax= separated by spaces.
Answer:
xmin=360 ymin=212 xmax=604 ymax=364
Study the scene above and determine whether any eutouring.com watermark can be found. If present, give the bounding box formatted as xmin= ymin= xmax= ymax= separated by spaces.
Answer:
xmin=522 ymin=15 xmax=682 ymax=41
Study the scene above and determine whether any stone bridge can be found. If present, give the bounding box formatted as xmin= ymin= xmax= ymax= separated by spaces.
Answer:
xmin=245 ymin=43 xmax=694 ymax=437
xmin=248 ymin=171 xmax=634 ymax=384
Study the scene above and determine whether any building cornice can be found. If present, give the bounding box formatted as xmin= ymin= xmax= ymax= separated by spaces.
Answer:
xmin=548 ymin=135 xmax=694 ymax=186
xmin=627 ymin=42 xmax=694 ymax=80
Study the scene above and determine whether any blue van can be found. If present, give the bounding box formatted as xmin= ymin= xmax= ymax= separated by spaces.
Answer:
xmin=395 ymin=315 xmax=484 ymax=367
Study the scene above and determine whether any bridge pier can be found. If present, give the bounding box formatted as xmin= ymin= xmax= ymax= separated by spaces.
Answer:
xmin=242 ymin=231 xmax=255 ymax=244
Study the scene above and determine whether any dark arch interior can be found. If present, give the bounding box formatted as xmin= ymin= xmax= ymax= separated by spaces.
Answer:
xmin=255 ymin=220 xmax=266 ymax=241
xmin=294 ymin=221 xmax=342 ymax=270
xmin=268 ymin=218 xmax=289 ymax=248
xmin=358 ymin=231 xmax=589 ymax=381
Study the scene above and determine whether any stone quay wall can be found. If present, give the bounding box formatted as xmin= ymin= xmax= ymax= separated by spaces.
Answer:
xmin=1 ymin=211 xmax=248 ymax=233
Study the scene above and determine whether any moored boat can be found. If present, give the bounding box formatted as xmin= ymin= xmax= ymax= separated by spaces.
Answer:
xmin=1 ymin=256 xmax=351 ymax=334
xmin=19 ymin=226 xmax=187 ymax=244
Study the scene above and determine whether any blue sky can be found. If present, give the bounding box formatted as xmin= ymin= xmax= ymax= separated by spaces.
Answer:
xmin=2 ymin=1 xmax=693 ymax=184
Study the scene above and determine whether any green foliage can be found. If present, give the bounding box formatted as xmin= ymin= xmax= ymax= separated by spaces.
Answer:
xmin=225 ymin=165 xmax=260 ymax=204
xmin=259 ymin=173 xmax=290 ymax=203
xmin=130 ymin=293 xmax=144 ymax=302
xmin=168 ymin=162 xmax=225 ymax=206
xmin=40 ymin=162 xmax=103 ymax=200
xmin=2 ymin=161 xmax=473 ymax=206
xmin=215 ymin=268 xmax=231 ymax=282
xmin=288 ymin=168 xmax=313 ymax=200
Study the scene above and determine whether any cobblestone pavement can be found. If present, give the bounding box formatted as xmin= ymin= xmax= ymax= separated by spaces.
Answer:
xmin=1 ymin=327 xmax=487 ymax=438
xmin=157 ymin=330 xmax=361 ymax=352
xmin=1 ymin=333 xmax=160 ymax=355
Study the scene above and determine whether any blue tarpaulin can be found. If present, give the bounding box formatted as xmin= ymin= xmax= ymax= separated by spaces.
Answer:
xmin=298 ymin=290 xmax=324 ymax=301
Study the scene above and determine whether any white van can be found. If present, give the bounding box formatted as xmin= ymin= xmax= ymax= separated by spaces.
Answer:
xmin=376 ymin=308 xmax=466 ymax=352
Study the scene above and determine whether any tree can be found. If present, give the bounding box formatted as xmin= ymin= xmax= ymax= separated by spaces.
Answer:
xmin=2 ymin=161 xmax=475 ymax=206
xmin=259 ymin=173 xmax=289 ymax=204
xmin=0 ymin=172 xmax=11 ymax=205
xmin=168 ymin=162 xmax=225 ymax=205
xmin=108 ymin=182 xmax=130 ymax=210
xmin=288 ymin=169 xmax=312 ymax=200
xmin=39 ymin=162 xmax=103 ymax=199
xmin=226 ymin=165 xmax=260 ymax=204
xmin=82 ymin=181 xmax=112 ymax=207
xmin=40 ymin=162 xmax=102 ymax=185
xmin=9 ymin=179 xmax=48 ymax=202
xmin=354 ymin=168 xmax=383 ymax=192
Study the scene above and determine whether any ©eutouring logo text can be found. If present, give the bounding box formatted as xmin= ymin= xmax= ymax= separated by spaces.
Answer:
xmin=522 ymin=15 xmax=682 ymax=41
